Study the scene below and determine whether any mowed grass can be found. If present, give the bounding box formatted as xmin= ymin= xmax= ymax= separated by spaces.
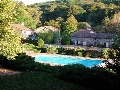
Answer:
xmin=0 ymin=72 xmax=89 ymax=90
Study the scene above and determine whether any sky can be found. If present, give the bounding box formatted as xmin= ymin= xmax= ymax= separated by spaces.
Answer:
xmin=15 ymin=0 xmax=55 ymax=5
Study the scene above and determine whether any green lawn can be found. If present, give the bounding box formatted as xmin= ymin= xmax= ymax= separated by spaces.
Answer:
xmin=0 ymin=72 xmax=90 ymax=90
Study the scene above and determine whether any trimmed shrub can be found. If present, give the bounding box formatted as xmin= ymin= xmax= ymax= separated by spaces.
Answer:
xmin=38 ymin=38 xmax=44 ymax=48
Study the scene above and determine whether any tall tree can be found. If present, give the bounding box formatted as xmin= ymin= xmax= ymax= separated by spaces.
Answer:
xmin=27 ymin=4 xmax=42 ymax=28
xmin=78 ymin=22 xmax=91 ymax=29
xmin=62 ymin=15 xmax=78 ymax=36
xmin=0 ymin=0 xmax=22 ymax=59
xmin=14 ymin=1 xmax=37 ymax=29
xmin=44 ymin=20 xmax=60 ymax=28
xmin=67 ymin=5 xmax=86 ymax=15
xmin=106 ymin=12 xmax=120 ymax=33
xmin=87 ymin=9 xmax=106 ymax=26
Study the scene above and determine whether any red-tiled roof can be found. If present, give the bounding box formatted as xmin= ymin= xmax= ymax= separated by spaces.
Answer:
xmin=11 ymin=24 xmax=31 ymax=31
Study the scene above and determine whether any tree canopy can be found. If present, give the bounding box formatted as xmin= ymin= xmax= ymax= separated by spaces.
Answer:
xmin=9 ymin=0 xmax=119 ymax=34
xmin=0 ymin=0 xmax=22 ymax=59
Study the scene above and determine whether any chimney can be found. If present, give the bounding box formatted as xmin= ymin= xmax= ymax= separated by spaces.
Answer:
xmin=21 ymin=22 xmax=24 ymax=26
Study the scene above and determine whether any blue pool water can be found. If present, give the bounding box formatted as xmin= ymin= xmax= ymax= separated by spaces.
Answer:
xmin=35 ymin=55 xmax=102 ymax=67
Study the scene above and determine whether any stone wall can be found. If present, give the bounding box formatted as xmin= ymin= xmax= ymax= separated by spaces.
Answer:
xmin=71 ymin=37 xmax=113 ymax=47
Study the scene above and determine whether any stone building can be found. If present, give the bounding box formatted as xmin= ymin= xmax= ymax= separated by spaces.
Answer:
xmin=70 ymin=29 xmax=115 ymax=47
xmin=35 ymin=26 xmax=61 ymax=44
xmin=11 ymin=23 xmax=36 ymax=40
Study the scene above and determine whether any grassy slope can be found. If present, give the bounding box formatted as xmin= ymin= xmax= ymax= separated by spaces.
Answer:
xmin=0 ymin=72 xmax=90 ymax=90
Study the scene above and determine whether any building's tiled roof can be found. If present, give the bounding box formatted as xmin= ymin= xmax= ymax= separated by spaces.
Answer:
xmin=71 ymin=29 xmax=96 ymax=38
xmin=95 ymin=32 xmax=115 ymax=39
xmin=35 ymin=26 xmax=59 ymax=33
xmin=71 ymin=29 xmax=115 ymax=39
xmin=11 ymin=24 xmax=31 ymax=31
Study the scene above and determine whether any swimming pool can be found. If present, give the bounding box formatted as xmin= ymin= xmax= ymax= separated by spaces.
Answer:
xmin=35 ymin=55 xmax=102 ymax=67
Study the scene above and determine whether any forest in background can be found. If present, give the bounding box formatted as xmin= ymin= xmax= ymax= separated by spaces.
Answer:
xmin=13 ymin=0 xmax=120 ymax=35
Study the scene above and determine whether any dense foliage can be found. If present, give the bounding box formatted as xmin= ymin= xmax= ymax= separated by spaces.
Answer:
xmin=0 ymin=53 xmax=119 ymax=90
xmin=12 ymin=0 xmax=120 ymax=34
xmin=0 ymin=72 xmax=85 ymax=90
xmin=61 ymin=36 xmax=71 ymax=45
xmin=0 ymin=0 xmax=22 ymax=59
xmin=0 ymin=1 xmax=120 ymax=90
xmin=13 ymin=1 xmax=41 ymax=29
xmin=38 ymin=31 xmax=58 ymax=44
xmin=105 ymin=34 xmax=120 ymax=76
xmin=46 ymin=45 xmax=58 ymax=54
xmin=62 ymin=15 xmax=78 ymax=36
xmin=38 ymin=38 xmax=44 ymax=48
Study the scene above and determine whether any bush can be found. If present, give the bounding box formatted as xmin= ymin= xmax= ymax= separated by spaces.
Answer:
xmin=0 ymin=29 xmax=22 ymax=59
xmin=56 ymin=64 xmax=92 ymax=84
xmin=0 ymin=53 xmax=35 ymax=71
xmin=82 ymin=50 xmax=100 ymax=58
xmin=57 ymin=48 xmax=64 ymax=54
xmin=38 ymin=31 xmax=55 ymax=44
xmin=101 ymin=49 xmax=110 ymax=59
xmin=46 ymin=45 xmax=58 ymax=54
xmin=0 ymin=53 xmax=52 ymax=72
xmin=11 ymin=53 xmax=36 ymax=71
xmin=90 ymin=50 xmax=100 ymax=58
xmin=82 ymin=50 xmax=91 ymax=57
xmin=0 ymin=54 xmax=9 ymax=66
xmin=63 ymin=48 xmax=76 ymax=55
xmin=38 ymin=38 xmax=44 ymax=48
xmin=0 ymin=53 xmax=119 ymax=90
xmin=24 ymin=43 xmax=40 ymax=53
xmin=77 ymin=51 xmax=83 ymax=56
xmin=40 ymin=48 xmax=47 ymax=53
xmin=22 ymin=39 xmax=38 ymax=46
xmin=61 ymin=36 xmax=70 ymax=45
xmin=56 ymin=64 xmax=119 ymax=90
